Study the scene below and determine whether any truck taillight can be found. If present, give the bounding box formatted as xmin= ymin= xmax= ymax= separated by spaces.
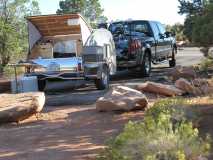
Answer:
xmin=128 ymin=40 xmax=142 ymax=54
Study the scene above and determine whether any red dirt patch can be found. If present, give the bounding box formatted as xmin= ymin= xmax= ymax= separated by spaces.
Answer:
xmin=0 ymin=105 xmax=145 ymax=160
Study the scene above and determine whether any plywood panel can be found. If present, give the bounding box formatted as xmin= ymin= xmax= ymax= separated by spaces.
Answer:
xmin=27 ymin=14 xmax=82 ymax=37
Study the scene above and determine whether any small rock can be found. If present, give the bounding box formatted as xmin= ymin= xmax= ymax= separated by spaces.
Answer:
xmin=192 ymin=78 xmax=213 ymax=95
xmin=169 ymin=66 xmax=197 ymax=81
xmin=136 ymin=82 xmax=184 ymax=97
xmin=96 ymin=86 xmax=148 ymax=112
xmin=175 ymin=78 xmax=204 ymax=96
xmin=192 ymin=78 xmax=209 ymax=87
xmin=200 ymin=85 xmax=213 ymax=95
xmin=175 ymin=78 xmax=194 ymax=94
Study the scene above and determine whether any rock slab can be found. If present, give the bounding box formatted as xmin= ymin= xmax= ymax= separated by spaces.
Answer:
xmin=96 ymin=86 xmax=148 ymax=112
xmin=169 ymin=66 xmax=197 ymax=81
xmin=175 ymin=78 xmax=194 ymax=94
xmin=0 ymin=92 xmax=45 ymax=123
xmin=137 ymin=82 xmax=184 ymax=97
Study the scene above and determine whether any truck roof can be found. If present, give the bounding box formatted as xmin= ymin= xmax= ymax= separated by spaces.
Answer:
xmin=110 ymin=20 xmax=160 ymax=24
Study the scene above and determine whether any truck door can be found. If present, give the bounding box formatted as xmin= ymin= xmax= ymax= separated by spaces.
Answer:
xmin=156 ymin=22 xmax=172 ymax=58
xmin=149 ymin=22 xmax=165 ymax=59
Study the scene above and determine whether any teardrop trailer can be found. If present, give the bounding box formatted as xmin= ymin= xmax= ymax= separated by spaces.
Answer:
xmin=13 ymin=14 xmax=117 ymax=91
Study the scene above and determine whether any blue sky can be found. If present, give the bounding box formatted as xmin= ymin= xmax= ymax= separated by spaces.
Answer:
xmin=37 ymin=0 xmax=185 ymax=25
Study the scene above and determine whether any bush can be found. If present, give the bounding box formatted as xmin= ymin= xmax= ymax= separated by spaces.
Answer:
xmin=146 ymin=98 xmax=199 ymax=124
xmin=199 ymin=58 xmax=213 ymax=73
xmin=3 ymin=65 xmax=24 ymax=78
xmin=97 ymin=99 xmax=211 ymax=160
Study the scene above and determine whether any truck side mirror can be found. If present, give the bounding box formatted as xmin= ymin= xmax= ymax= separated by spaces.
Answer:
xmin=159 ymin=33 xmax=165 ymax=39
xmin=172 ymin=32 xmax=176 ymax=37
xmin=165 ymin=31 xmax=171 ymax=38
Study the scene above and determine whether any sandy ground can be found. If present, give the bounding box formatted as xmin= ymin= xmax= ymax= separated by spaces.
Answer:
xmin=0 ymin=47 xmax=210 ymax=160
xmin=0 ymin=105 xmax=146 ymax=160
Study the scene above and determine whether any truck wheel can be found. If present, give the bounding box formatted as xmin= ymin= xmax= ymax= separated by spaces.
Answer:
xmin=169 ymin=48 xmax=176 ymax=67
xmin=141 ymin=52 xmax=151 ymax=77
xmin=95 ymin=66 xmax=109 ymax=90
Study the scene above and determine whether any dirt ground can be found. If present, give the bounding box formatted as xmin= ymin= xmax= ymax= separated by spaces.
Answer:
xmin=0 ymin=102 xmax=145 ymax=160
xmin=1 ymin=92 xmax=213 ymax=160
xmin=0 ymin=48 xmax=212 ymax=160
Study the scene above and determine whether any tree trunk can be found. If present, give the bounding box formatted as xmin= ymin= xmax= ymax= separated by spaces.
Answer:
xmin=0 ymin=92 xmax=45 ymax=124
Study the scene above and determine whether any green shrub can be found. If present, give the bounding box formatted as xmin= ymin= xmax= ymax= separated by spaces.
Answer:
xmin=146 ymin=98 xmax=199 ymax=125
xmin=97 ymin=99 xmax=211 ymax=160
xmin=3 ymin=65 xmax=24 ymax=78
xmin=200 ymin=58 xmax=213 ymax=73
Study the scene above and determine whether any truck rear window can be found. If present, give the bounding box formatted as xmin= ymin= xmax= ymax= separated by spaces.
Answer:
xmin=109 ymin=21 xmax=151 ymax=36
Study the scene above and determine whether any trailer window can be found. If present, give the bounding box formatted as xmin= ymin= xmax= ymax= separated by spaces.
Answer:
xmin=53 ymin=40 xmax=77 ymax=58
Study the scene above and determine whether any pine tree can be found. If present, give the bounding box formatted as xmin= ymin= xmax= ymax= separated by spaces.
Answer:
xmin=56 ymin=0 xmax=107 ymax=26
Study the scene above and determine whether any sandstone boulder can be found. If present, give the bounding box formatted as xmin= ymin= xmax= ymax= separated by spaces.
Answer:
xmin=0 ymin=92 xmax=45 ymax=124
xmin=96 ymin=86 xmax=148 ymax=112
xmin=192 ymin=79 xmax=213 ymax=95
xmin=200 ymin=85 xmax=213 ymax=95
xmin=174 ymin=77 xmax=213 ymax=96
xmin=137 ymin=82 xmax=184 ymax=97
xmin=169 ymin=66 xmax=197 ymax=81
xmin=175 ymin=78 xmax=194 ymax=94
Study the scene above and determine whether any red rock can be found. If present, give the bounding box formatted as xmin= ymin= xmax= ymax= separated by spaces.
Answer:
xmin=137 ymin=82 xmax=184 ymax=97
xmin=169 ymin=66 xmax=197 ymax=81
xmin=0 ymin=92 xmax=45 ymax=123
xmin=175 ymin=78 xmax=194 ymax=94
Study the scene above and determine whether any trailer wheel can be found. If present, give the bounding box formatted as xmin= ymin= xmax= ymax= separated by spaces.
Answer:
xmin=38 ymin=79 xmax=46 ymax=91
xmin=95 ymin=66 xmax=109 ymax=90
xmin=140 ymin=52 xmax=151 ymax=77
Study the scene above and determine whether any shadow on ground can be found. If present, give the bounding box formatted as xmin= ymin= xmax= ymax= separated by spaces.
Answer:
xmin=0 ymin=105 xmax=145 ymax=160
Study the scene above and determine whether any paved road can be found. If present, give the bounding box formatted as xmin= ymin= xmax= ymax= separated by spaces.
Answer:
xmin=176 ymin=47 xmax=204 ymax=66
xmin=47 ymin=47 xmax=204 ymax=106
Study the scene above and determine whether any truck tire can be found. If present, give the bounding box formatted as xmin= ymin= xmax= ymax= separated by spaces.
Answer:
xmin=140 ymin=52 xmax=151 ymax=77
xmin=169 ymin=48 xmax=176 ymax=67
xmin=95 ymin=66 xmax=109 ymax=90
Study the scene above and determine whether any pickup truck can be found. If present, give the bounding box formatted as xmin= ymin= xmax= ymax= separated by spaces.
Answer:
xmin=109 ymin=20 xmax=177 ymax=74
xmin=83 ymin=20 xmax=177 ymax=90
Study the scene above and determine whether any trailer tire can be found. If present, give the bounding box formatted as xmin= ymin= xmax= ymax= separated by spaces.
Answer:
xmin=38 ymin=80 xmax=46 ymax=91
xmin=95 ymin=66 xmax=109 ymax=90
